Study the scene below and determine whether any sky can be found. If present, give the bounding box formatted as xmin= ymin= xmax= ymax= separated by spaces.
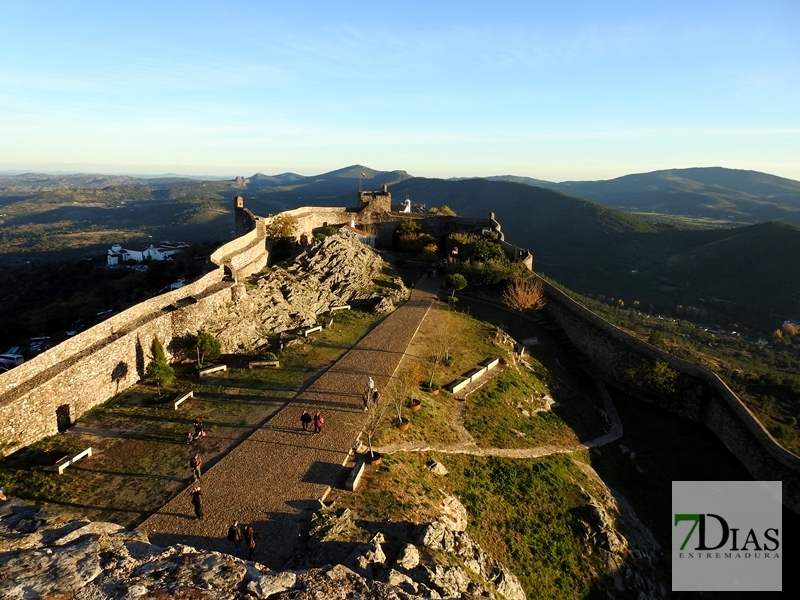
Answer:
xmin=1 ymin=0 xmax=799 ymax=182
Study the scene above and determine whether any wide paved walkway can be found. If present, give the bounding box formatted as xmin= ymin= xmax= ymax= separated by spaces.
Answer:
xmin=138 ymin=276 xmax=440 ymax=569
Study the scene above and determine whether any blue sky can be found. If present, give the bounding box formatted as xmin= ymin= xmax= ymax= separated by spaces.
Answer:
xmin=1 ymin=1 xmax=798 ymax=181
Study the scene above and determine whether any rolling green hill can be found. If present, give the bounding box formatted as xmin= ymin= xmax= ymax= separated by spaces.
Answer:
xmin=392 ymin=177 xmax=800 ymax=324
xmin=496 ymin=167 xmax=800 ymax=226
xmin=0 ymin=166 xmax=411 ymax=264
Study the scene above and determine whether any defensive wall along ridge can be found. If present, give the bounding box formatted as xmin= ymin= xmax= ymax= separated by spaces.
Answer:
xmin=1 ymin=189 xmax=798 ymax=513
xmin=539 ymin=277 xmax=800 ymax=513
xmin=0 ymin=194 xmax=495 ymax=456
xmin=0 ymin=206 xmax=267 ymax=455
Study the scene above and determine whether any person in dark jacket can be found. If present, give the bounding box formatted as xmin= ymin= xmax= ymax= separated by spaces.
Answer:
xmin=189 ymin=487 xmax=203 ymax=519
xmin=227 ymin=519 xmax=242 ymax=556
xmin=300 ymin=409 xmax=312 ymax=431
xmin=244 ymin=524 xmax=258 ymax=560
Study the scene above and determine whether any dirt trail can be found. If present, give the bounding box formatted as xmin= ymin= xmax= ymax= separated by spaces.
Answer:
xmin=137 ymin=276 xmax=440 ymax=569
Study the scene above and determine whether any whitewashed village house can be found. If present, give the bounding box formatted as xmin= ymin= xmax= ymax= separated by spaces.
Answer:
xmin=107 ymin=242 xmax=188 ymax=265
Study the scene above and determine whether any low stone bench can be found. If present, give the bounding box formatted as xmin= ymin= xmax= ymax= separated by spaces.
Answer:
xmin=199 ymin=365 xmax=227 ymax=377
xmin=345 ymin=461 xmax=366 ymax=491
xmin=464 ymin=367 xmax=487 ymax=383
xmin=304 ymin=325 xmax=323 ymax=337
xmin=480 ymin=357 xmax=500 ymax=371
xmin=248 ymin=360 xmax=280 ymax=369
xmin=330 ymin=305 xmax=351 ymax=312
xmin=55 ymin=447 xmax=92 ymax=474
xmin=447 ymin=378 xmax=470 ymax=395
xmin=173 ymin=391 xmax=193 ymax=410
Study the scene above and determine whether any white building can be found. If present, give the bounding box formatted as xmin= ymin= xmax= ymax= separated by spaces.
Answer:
xmin=107 ymin=242 xmax=188 ymax=265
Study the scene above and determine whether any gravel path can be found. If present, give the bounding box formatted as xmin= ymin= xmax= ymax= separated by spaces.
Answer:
xmin=138 ymin=276 xmax=440 ymax=569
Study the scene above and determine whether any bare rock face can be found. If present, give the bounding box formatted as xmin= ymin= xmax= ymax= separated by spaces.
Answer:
xmin=439 ymin=494 xmax=468 ymax=532
xmin=214 ymin=231 xmax=408 ymax=353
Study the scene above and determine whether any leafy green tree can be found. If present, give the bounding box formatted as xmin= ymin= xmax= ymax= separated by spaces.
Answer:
xmin=265 ymin=214 xmax=298 ymax=241
xmin=445 ymin=273 xmax=467 ymax=298
xmin=194 ymin=331 xmax=222 ymax=366
xmin=145 ymin=359 xmax=174 ymax=395
xmin=625 ymin=359 xmax=679 ymax=397
xmin=396 ymin=219 xmax=422 ymax=236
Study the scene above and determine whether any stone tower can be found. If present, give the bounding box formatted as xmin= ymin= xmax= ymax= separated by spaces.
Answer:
xmin=233 ymin=195 xmax=253 ymax=237
xmin=358 ymin=184 xmax=392 ymax=214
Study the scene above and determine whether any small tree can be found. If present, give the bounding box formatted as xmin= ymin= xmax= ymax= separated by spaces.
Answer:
xmin=265 ymin=214 xmax=298 ymax=241
xmin=194 ymin=331 xmax=221 ymax=367
xmin=361 ymin=388 xmax=393 ymax=460
xmin=151 ymin=335 xmax=167 ymax=363
xmin=445 ymin=273 xmax=467 ymax=298
xmin=502 ymin=274 xmax=545 ymax=313
xmin=145 ymin=358 xmax=174 ymax=395
xmin=423 ymin=310 xmax=465 ymax=388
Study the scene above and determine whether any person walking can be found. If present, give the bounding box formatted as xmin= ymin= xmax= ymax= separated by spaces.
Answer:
xmin=300 ymin=409 xmax=312 ymax=431
xmin=244 ymin=524 xmax=258 ymax=561
xmin=366 ymin=376 xmax=375 ymax=396
xmin=313 ymin=411 xmax=324 ymax=434
xmin=189 ymin=487 xmax=203 ymax=520
xmin=193 ymin=417 xmax=204 ymax=438
xmin=190 ymin=454 xmax=202 ymax=481
xmin=227 ymin=519 xmax=243 ymax=556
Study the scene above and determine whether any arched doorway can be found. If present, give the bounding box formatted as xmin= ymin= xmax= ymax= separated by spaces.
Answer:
xmin=56 ymin=404 xmax=72 ymax=432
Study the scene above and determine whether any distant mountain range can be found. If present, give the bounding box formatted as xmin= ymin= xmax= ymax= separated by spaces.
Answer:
xmin=1 ymin=165 xmax=798 ymax=324
xmin=486 ymin=167 xmax=800 ymax=227
xmin=390 ymin=176 xmax=800 ymax=323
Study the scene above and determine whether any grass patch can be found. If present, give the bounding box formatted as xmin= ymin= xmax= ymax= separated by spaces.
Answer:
xmin=0 ymin=308 xmax=385 ymax=528
xmin=465 ymin=364 xmax=607 ymax=448
xmin=375 ymin=392 xmax=462 ymax=447
xmin=332 ymin=451 xmax=609 ymax=600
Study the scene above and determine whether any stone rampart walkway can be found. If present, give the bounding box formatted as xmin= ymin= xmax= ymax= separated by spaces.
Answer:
xmin=138 ymin=276 xmax=439 ymax=569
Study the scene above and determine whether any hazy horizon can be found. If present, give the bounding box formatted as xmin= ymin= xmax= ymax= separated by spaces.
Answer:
xmin=2 ymin=1 xmax=798 ymax=182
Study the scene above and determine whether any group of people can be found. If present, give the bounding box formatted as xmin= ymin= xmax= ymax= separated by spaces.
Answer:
xmin=362 ymin=376 xmax=380 ymax=410
xmin=227 ymin=519 xmax=259 ymax=560
xmin=186 ymin=417 xmax=205 ymax=444
xmin=300 ymin=409 xmax=324 ymax=433
xmin=186 ymin=376 xmax=384 ymax=559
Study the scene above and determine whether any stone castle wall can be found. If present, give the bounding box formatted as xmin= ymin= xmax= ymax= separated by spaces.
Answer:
xmin=539 ymin=277 xmax=800 ymax=512
xmin=0 ymin=206 xmax=267 ymax=454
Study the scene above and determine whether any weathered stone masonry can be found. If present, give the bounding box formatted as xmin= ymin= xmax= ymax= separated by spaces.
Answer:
xmin=0 ymin=193 xmax=491 ymax=455
xmin=540 ymin=277 xmax=800 ymax=513
xmin=0 ymin=201 xmax=266 ymax=454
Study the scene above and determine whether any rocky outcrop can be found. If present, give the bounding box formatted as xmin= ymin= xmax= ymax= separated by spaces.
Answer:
xmin=572 ymin=460 xmax=667 ymax=599
xmin=213 ymin=231 xmax=409 ymax=352
xmin=303 ymin=498 xmax=525 ymax=600
xmin=0 ymin=498 xmax=427 ymax=600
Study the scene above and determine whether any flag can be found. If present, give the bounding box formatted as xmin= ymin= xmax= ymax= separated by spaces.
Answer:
xmin=361 ymin=172 xmax=366 ymax=178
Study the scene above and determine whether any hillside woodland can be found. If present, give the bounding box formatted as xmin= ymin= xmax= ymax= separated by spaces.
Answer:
xmin=2 ymin=167 xmax=799 ymax=450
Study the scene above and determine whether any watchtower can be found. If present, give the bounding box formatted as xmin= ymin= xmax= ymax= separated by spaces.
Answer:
xmin=233 ymin=195 xmax=253 ymax=237
xmin=358 ymin=184 xmax=392 ymax=214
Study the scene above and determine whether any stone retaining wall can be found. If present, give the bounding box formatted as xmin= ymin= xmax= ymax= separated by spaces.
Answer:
xmin=539 ymin=276 xmax=800 ymax=512
xmin=0 ymin=215 xmax=264 ymax=455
